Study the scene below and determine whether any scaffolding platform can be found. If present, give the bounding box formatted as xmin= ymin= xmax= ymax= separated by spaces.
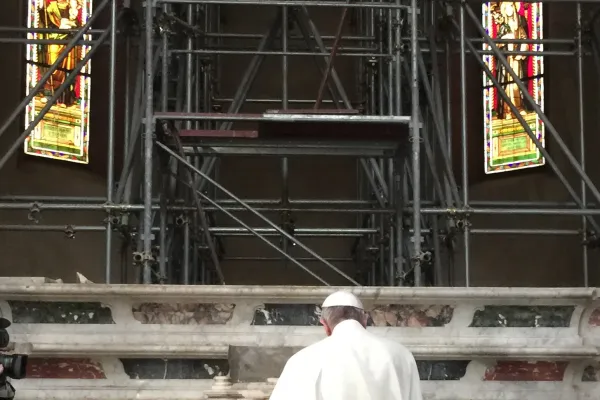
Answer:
xmin=158 ymin=110 xmax=410 ymax=157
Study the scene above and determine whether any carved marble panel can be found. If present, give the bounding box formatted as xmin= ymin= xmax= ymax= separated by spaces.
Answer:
xmin=251 ymin=304 xmax=454 ymax=327
xmin=368 ymin=305 xmax=453 ymax=327
xmin=120 ymin=358 xmax=229 ymax=379
xmin=416 ymin=361 xmax=469 ymax=380
xmin=252 ymin=304 xmax=321 ymax=326
xmin=132 ymin=303 xmax=235 ymax=325
xmin=470 ymin=306 xmax=574 ymax=328
xmin=9 ymin=301 xmax=114 ymax=324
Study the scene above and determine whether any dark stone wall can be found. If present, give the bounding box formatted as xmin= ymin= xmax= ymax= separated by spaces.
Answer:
xmin=0 ymin=1 xmax=599 ymax=286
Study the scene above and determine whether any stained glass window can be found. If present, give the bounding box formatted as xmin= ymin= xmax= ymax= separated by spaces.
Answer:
xmin=482 ymin=2 xmax=545 ymax=174
xmin=24 ymin=0 xmax=92 ymax=164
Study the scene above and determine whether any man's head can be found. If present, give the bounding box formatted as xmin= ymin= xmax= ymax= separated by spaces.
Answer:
xmin=320 ymin=291 xmax=368 ymax=336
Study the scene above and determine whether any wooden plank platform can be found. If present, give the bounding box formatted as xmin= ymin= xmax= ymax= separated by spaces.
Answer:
xmin=156 ymin=110 xmax=410 ymax=143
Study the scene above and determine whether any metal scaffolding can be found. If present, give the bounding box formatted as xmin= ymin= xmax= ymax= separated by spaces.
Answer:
xmin=1 ymin=0 xmax=599 ymax=287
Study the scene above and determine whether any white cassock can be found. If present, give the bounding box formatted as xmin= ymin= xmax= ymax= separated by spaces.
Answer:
xmin=269 ymin=319 xmax=422 ymax=400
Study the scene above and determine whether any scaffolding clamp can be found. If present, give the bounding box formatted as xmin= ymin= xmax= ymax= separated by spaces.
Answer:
xmin=132 ymin=251 xmax=155 ymax=266
xmin=583 ymin=231 xmax=600 ymax=249
xmin=412 ymin=251 xmax=432 ymax=264
xmin=107 ymin=214 xmax=121 ymax=227
xmin=103 ymin=206 xmax=130 ymax=234
xmin=447 ymin=207 xmax=472 ymax=232
xmin=64 ymin=225 xmax=76 ymax=240
xmin=367 ymin=57 xmax=378 ymax=69
xmin=175 ymin=213 xmax=189 ymax=226
xmin=408 ymin=121 xmax=424 ymax=130
xmin=393 ymin=14 xmax=404 ymax=30
xmin=27 ymin=203 xmax=41 ymax=224
xmin=112 ymin=213 xmax=134 ymax=239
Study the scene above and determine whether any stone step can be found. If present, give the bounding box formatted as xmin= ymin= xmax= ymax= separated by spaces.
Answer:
xmin=10 ymin=374 xmax=600 ymax=400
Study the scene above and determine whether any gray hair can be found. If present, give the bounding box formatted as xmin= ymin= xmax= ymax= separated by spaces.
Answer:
xmin=321 ymin=306 xmax=366 ymax=329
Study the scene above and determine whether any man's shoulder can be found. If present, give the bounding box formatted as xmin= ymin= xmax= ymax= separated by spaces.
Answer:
xmin=287 ymin=337 xmax=330 ymax=365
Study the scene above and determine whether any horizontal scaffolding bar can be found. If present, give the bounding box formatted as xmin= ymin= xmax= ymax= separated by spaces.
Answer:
xmin=470 ymin=229 xmax=581 ymax=236
xmin=0 ymin=196 xmax=379 ymax=207
xmin=0 ymin=202 xmax=192 ymax=212
xmin=206 ymin=227 xmax=377 ymax=236
xmin=0 ymin=224 xmax=375 ymax=237
xmin=170 ymin=49 xmax=387 ymax=57
xmin=0 ymin=225 xmax=105 ymax=232
xmin=6 ymin=202 xmax=600 ymax=216
xmin=0 ymin=27 xmax=107 ymax=34
xmin=155 ymin=112 xmax=412 ymax=123
xmin=159 ymin=0 xmax=410 ymax=9
xmin=458 ymin=0 xmax=600 ymax=2
xmin=0 ymin=39 xmax=99 ymax=45
xmin=0 ymin=202 xmax=394 ymax=213
xmin=421 ymin=207 xmax=600 ymax=216
xmin=223 ymin=257 xmax=353 ymax=262
xmin=4 ymin=196 xmax=598 ymax=209
xmin=201 ymin=33 xmax=574 ymax=45
xmin=179 ymin=141 xmax=399 ymax=157
xmin=213 ymin=97 xmax=353 ymax=104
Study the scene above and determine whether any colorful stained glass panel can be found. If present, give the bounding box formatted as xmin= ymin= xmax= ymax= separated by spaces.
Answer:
xmin=24 ymin=0 xmax=92 ymax=164
xmin=482 ymin=2 xmax=545 ymax=174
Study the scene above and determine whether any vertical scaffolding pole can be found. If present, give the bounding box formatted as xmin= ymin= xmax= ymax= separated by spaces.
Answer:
xmin=394 ymin=0 xmax=402 ymax=115
xmin=282 ymin=4 xmax=290 ymax=266
xmin=192 ymin=3 xmax=202 ymax=284
xmin=121 ymin=34 xmax=132 ymax=285
xmin=386 ymin=7 xmax=394 ymax=285
xmin=576 ymin=3 xmax=589 ymax=287
xmin=444 ymin=39 xmax=453 ymax=213
xmin=388 ymin=158 xmax=395 ymax=286
xmin=394 ymin=0 xmax=403 ymax=286
xmin=143 ymin=0 xmax=155 ymax=284
xmin=459 ymin=3 xmax=470 ymax=287
xmin=105 ymin=0 xmax=118 ymax=283
xmin=182 ymin=4 xmax=196 ymax=285
xmin=158 ymin=2 xmax=170 ymax=283
xmin=410 ymin=0 xmax=421 ymax=286
xmin=387 ymin=7 xmax=394 ymax=115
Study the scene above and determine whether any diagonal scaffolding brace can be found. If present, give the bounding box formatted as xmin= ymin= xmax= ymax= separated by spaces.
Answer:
xmin=167 ymin=124 xmax=226 ymax=284
xmin=156 ymin=140 xmax=361 ymax=286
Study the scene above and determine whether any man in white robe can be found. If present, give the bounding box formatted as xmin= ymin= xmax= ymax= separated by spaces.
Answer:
xmin=269 ymin=291 xmax=423 ymax=400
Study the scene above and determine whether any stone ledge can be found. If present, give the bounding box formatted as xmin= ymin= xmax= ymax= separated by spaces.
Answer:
xmin=0 ymin=280 xmax=596 ymax=303
xmin=9 ymin=378 xmax=600 ymax=400
xmin=9 ymin=325 xmax=598 ymax=359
